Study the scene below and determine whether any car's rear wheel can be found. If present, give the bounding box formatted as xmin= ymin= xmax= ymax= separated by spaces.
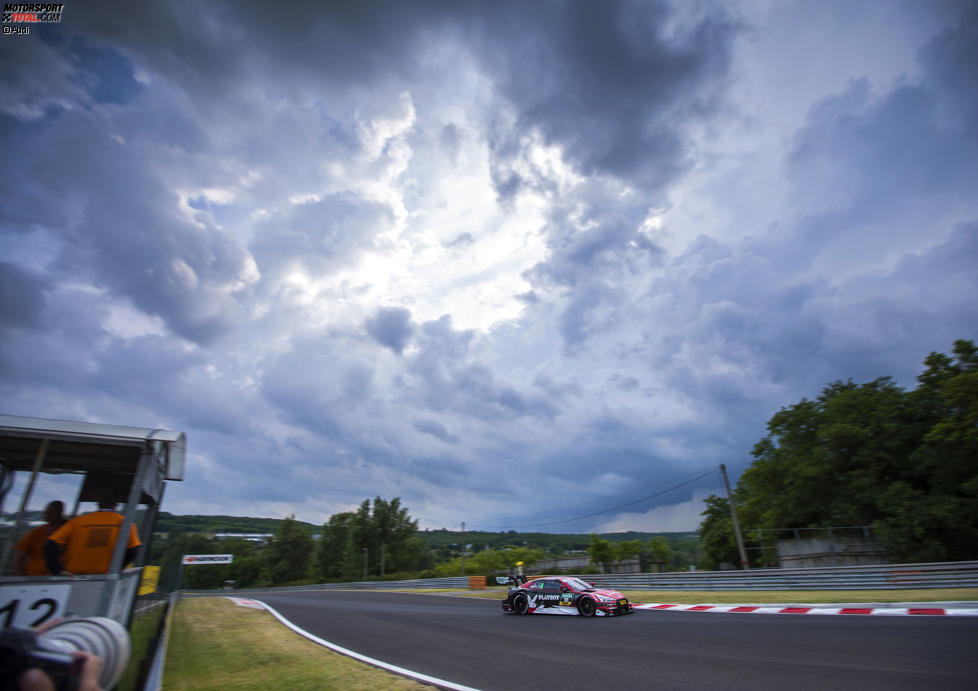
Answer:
xmin=513 ymin=593 xmax=529 ymax=615
xmin=578 ymin=596 xmax=596 ymax=617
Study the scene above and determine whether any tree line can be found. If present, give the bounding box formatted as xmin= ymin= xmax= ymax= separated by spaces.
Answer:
xmin=698 ymin=339 xmax=978 ymax=569
xmin=146 ymin=501 xmax=701 ymax=589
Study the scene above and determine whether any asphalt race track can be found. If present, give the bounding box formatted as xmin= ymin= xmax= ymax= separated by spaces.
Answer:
xmin=233 ymin=590 xmax=978 ymax=690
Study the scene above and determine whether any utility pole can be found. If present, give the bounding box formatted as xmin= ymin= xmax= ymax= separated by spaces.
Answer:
xmin=720 ymin=464 xmax=750 ymax=570
xmin=460 ymin=521 xmax=466 ymax=578
xmin=380 ymin=543 xmax=385 ymax=577
xmin=363 ymin=547 xmax=368 ymax=579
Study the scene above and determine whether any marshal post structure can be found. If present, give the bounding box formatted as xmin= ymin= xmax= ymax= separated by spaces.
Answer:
xmin=0 ymin=414 xmax=186 ymax=689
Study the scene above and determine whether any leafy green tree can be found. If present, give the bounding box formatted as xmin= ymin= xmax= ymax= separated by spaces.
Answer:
xmin=316 ymin=498 xmax=430 ymax=580
xmin=697 ymin=495 xmax=742 ymax=570
xmin=646 ymin=536 xmax=671 ymax=571
xmin=874 ymin=340 xmax=978 ymax=560
xmin=315 ymin=512 xmax=354 ymax=580
xmin=703 ymin=340 xmax=978 ymax=566
xmin=614 ymin=539 xmax=642 ymax=563
xmin=587 ymin=534 xmax=616 ymax=573
xmin=263 ymin=514 xmax=314 ymax=585
xmin=370 ymin=497 xmax=422 ymax=574
xmin=431 ymin=546 xmax=543 ymax=577
xmin=341 ymin=500 xmax=373 ymax=579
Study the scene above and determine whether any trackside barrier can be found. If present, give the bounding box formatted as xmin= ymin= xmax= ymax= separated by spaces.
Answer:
xmin=179 ymin=561 xmax=978 ymax=594
xmin=583 ymin=560 xmax=978 ymax=591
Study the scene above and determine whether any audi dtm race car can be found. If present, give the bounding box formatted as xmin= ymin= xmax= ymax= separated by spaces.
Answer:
xmin=502 ymin=575 xmax=632 ymax=616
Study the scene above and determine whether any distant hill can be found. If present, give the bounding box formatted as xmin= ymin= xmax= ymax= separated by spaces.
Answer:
xmin=151 ymin=513 xmax=698 ymax=549
xmin=422 ymin=528 xmax=699 ymax=553
xmin=153 ymin=512 xmax=318 ymax=535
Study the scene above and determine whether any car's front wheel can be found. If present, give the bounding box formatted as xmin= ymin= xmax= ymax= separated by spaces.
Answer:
xmin=577 ymin=596 xmax=596 ymax=617
xmin=513 ymin=593 xmax=529 ymax=615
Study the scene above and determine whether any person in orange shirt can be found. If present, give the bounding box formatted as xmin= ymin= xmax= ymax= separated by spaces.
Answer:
xmin=13 ymin=501 xmax=66 ymax=575
xmin=44 ymin=500 xmax=141 ymax=576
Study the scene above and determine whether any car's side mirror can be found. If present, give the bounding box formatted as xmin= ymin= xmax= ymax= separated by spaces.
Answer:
xmin=560 ymin=586 xmax=569 ymax=592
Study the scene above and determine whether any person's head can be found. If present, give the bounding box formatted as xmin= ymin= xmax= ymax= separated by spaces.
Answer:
xmin=44 ymin=500 xmax=64 ymax=524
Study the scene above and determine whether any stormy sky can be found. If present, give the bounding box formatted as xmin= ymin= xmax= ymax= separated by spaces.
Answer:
xmin=2 ymin=0 xmax=975 ymax=533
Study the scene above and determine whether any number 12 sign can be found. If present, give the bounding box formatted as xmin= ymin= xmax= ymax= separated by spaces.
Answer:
xmin=0 ymin=584 xmax=70 ymax=630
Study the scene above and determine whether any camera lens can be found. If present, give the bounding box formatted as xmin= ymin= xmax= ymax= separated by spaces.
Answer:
xmin=37 ymin=617 xmax=131 ymax=689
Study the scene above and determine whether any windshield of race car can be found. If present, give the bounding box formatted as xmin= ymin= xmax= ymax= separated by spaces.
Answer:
xmin=562 ymin=577 xmax=596 ymax=591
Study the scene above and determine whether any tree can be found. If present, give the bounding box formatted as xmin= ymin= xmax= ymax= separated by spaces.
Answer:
xmin=370 ymin=497 xmax=422 ymax=574
xmin=702 ymin=340 xmax=978 ymax=565
xmin=342 ymin=500 xmax=373 ymax=580
xmin=587 ymin=535 xmax=616 ymax=573
xmin=317 ymin=497 xmax=429 ymax=580
xmin=315 ymin=512 xmax=354 ymax=580
xmin=646 ymin=537 xmax=671 ymax=571
xmin=431 ymin=546 xmax=543 ymax=577
xmin=874 ymin=340 xmax=978 ymax=560
xmin=697 ymin=495 xmax=742 ymax=570
xmin=263 ymin=514 xmax=314 ymax=585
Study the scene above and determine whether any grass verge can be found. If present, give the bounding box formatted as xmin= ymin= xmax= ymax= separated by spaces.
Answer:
xmin=163 ymin=597 xmax=431 ymax=690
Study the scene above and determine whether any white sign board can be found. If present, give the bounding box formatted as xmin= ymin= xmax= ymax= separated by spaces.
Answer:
xmin=181 ymin=554 xmax=233 ymax=565
xmin=0 ymin=584 xmax=71 ymax=630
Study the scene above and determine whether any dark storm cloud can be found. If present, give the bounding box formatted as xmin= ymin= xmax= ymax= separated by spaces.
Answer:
xmin=365 ymin=306 xmax=414 ymax=354
xmin=629 ymin=7 xmax=978 ymax=417
xmin=2 ymin=94 xmax=253 ymax=346
xmin=68 ymin=0 xmax=737 ymax=197
xmin=406 ymin=317 xmax=553 ymax=421
xmin=259 ymin=332 xmax=376 ymax=438
xmin=0 ymin=286 xmax=115 ymax=406
xmin=413 ymin=418 xmax=459 ymax=445
xmin=0 ymin=263 xmax=46 ymax=330
xmin=67 ymin=0 xmax=447 ymax=96
xmin=770 ymin=10 xmax=978 ymax=273
xmin=917 ymin=7 xmax=978 ymax=131
xmin=525 ymin=195 xmax=666 ymax=351
xmin=480 ymin=0 xmax=738 ymax=194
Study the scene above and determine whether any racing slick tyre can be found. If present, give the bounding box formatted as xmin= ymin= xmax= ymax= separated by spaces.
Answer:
xmin=577 ymin=596 xmax=596 ymax=617
xmin=513 ymin=593 xmax=530 ymax=615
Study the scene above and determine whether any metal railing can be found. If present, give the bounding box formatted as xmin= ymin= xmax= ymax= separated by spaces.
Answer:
xmin=185 ymin=562 xmax=978 ymax=594
xmin=583 ymin=560 xmax=978 ymax=591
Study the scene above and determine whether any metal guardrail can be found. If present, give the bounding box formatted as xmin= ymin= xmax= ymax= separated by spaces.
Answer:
xmin=583 ymin=561 xmax=978 ymax=591
xmin=184 ymin=562 xmax=978 ymax=594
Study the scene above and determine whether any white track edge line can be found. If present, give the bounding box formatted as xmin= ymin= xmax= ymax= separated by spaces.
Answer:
xmin=240 ymin=598 xmax=482 ymax=691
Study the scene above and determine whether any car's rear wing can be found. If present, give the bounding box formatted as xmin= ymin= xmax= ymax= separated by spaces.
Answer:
xmin=496 ymin=574 xmax=527 ymax=586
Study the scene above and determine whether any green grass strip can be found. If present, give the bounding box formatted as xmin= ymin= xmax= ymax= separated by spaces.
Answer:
xmin=164 ymin=597 xmax=432 ymax=690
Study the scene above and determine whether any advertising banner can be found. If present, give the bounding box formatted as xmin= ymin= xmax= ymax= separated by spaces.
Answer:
xmin=181 ymin=554 xmax=233 ymax=565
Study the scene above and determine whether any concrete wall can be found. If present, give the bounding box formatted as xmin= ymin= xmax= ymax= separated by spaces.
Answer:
xmin=777 ymin=537 xmax=888 ymax=567
xmin=530 ymin=555 xmax=640 ymax=574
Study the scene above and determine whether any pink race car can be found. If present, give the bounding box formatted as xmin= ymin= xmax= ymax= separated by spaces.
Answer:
xmin=502 ymin=575 xmax=632 ymax=617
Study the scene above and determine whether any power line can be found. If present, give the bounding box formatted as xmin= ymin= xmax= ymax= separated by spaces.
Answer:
xmin=468 ymin=467 xmax=720 ymax=531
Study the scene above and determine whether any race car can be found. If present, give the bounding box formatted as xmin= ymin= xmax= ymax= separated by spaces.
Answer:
xmin=501 ymin=575 xmax=632 ymax=616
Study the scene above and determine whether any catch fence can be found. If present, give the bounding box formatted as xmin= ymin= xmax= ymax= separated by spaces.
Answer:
xmin=585 ymin=560 xmax=978 ymax=591
xmin=185 ymin=561 xmax=978 ymax=594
